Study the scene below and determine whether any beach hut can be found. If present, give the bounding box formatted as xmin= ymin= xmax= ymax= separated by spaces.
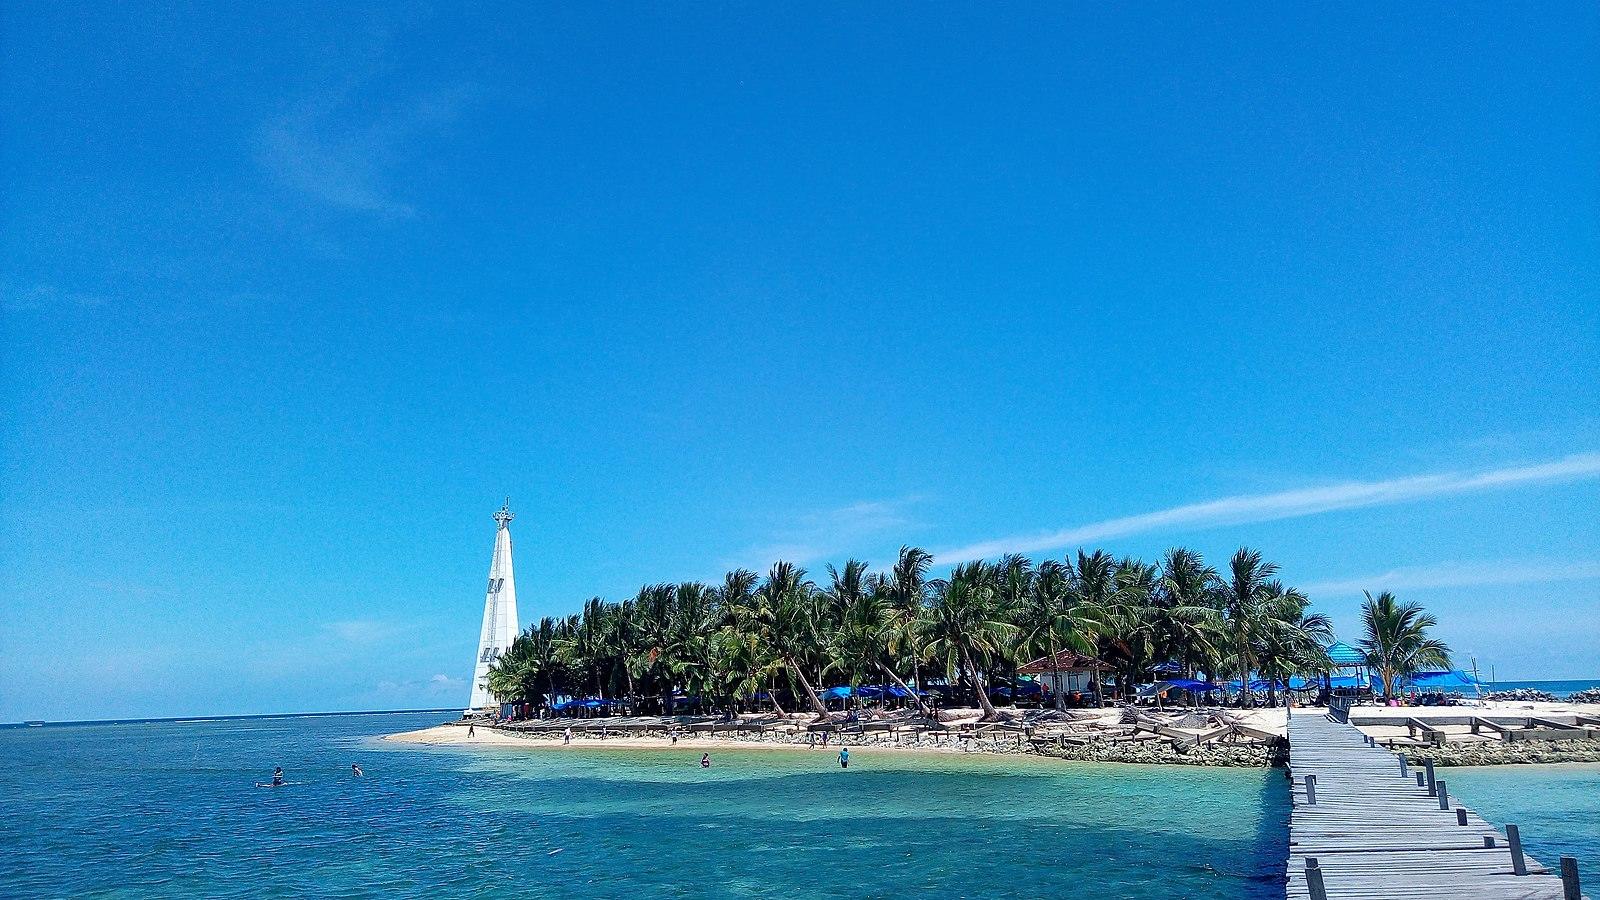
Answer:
xmin=1017 ymin=651 xmax=1110 ymax=703
xmin=1320 ymin=641 xmax=1371 ymax=697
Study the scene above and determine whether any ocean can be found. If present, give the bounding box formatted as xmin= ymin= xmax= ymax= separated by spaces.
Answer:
xmin=1483 ymin=679 xmax=1600 ymax=698
xmin=0 ymin=711 xmax=1593 ymax=898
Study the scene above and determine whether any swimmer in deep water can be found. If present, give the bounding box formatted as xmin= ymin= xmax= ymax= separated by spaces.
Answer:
xmin=839 ymin=747 xmax=849 ymax=769
xmin=351 ymin=764 xmax=363 ymax=777
xmin=272 ymin=766 xmax=284 ymax=786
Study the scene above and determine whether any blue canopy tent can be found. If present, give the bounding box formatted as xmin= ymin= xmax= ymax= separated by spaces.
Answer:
xmin=823 ymin=685 xmax=854 ymax=699
xmin=1167 ymin=678 xmax=1221 ymax=692
xmin=1404 ymin=670 xmax=1482 ymax=692
xmin=885 ymin=684 xmax=929 ymax=698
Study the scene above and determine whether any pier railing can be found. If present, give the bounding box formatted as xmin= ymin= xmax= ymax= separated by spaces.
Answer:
xmin=1287 ymin=712 xmax=1587 ymax=899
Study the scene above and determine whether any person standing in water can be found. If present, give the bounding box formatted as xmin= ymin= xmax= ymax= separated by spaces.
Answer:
xmin=838 ymin=747 xmax=849 ymax=769
xmin=271 ymin=766 xmax=284 ymax=786
xmin=351 ymin=764 xmax=363 ymax=777
xmin=700 ymin=753 xmax=711 ymax=769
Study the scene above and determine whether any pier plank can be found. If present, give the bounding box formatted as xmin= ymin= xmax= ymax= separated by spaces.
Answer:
xmin=1286 ymin=710 xmax=1583 ymax=899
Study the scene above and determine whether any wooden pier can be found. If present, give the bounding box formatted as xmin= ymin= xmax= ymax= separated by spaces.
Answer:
xmin=1286 ymin=707 xmax=1585 ymax=899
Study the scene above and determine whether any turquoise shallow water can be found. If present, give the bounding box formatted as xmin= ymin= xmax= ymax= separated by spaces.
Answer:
xmin=1443 ymin=764 xmax=1600 ymax=878
xmin=3 ymin=713 xmax=1594 ymax=898
xmin=1 ymin=712 xmax=1287 ymax=899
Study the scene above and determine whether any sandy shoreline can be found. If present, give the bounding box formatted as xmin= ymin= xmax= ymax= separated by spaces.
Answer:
xmin=383 ymin=723 xmax=942 ymax=753
xmin=383 ymin=705 xmax=1293 ymax=764
xmin=383 ymin=701 xmax=1600 ymax=766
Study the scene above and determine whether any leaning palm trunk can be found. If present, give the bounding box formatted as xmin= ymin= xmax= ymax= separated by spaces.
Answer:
xmin=1050 ymin=641 xmax=1067 ymax=713
xmin=787 ymin=660 xmax=831 ymax=720
xmin=877 ymin=662 xmax=934 ymax=719
xmin=962 ymin=646 xmax=1001 ymax=721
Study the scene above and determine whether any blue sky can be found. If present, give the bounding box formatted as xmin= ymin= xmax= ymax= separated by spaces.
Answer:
xmin=2 ymin=4 xmax=1596 ymax=721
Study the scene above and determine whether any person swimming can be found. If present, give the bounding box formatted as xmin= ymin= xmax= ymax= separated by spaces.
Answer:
xmin=839 ymin=747 xmax=849 ymax=769
xmin=700 ymin=753 xmax=711 ymax=769
xmin=351 ymin=764 xmax=363 ymax=777
xmin=271 ymin=766 xmax=284 ymax=787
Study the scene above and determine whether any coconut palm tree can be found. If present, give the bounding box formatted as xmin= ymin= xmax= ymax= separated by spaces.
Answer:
xmin=1254 ymin=585 xmax=1332 ymax=707
xmin=827 ymin=561 xmax=936 ymax=717
xmin=884 ymin=546 xmax=934 ymax=695
xmin=1359 ymin=590 xmax=1451 ymax=698
xmin=745 ymin=562 xmax=832 ymax=719
xmin=1146 ymin=549 xmax=1225 ymax=701
xmin=921 ymin=561 xmax=1016 ymax=721
xmin=1017 ymin=558 xmax=1101 ymax=711
xmin=1215 ymin=548 xmax=1283 ymax=708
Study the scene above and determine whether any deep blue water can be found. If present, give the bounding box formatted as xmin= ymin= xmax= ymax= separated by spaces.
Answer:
xmin=1486 ymin=679 xmax=1600 ymax=698
xmin=0 ymin=712 xmax=1287 ymax=899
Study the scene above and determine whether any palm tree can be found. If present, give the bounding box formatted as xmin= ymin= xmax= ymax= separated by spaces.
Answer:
xmin=1215 ymin=548 xmax=1282 ymax=708
xmin=921 ymin=561 xmax=1016 ymax=721
xmin=1254 ymin=584 xmax=1331 ymax=707
xmin=1018 ymin=558 xmax=1100 ymax=711
xmin=1360 ymin=591 xmax=1451 ymax=698
xmin=745 ymin=562 xmax=832 ymax=720
xmin=827 ymin=561 xmax=935 ymax=717
xmin=884 ymin=546 xmax=933 ymax=695
xmin=1151 ymin=548 xmax=1224 ymax=685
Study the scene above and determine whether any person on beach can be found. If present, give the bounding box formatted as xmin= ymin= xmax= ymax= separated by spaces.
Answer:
xmin=272 ymin=766 xmax=284 ymax=787
xmin=700 ymin=753 xmax=711 ymax=769
xmin=564 ymin=727 xmax=572 ymax=745
xmin=839 ymin=747 xmax=849 ymax=769
xmin=351 ymin=764 xmax=363 ymax=777
xmin=468 ymin=723 xmax=476 ymax=738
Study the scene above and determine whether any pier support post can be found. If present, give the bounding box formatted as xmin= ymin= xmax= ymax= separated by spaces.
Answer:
xmin=1456 ymin=807 xmax=1468 ymax=826
xmin=1507 ymin=824 xmax=1528 ymax=875
xmin=1561 ymin=856 xmax=1580 ymax=900
xmin=1437 ymin=780 xmax=1449 ymax=810
xmin=1424 ymin=759 xmax=1436 ymax=796
xmin=1305 ymin=773 xmax=1317 ymax=805
xmin=1306 ymin=858 xmax=1328 ymax=900
xmin=1483 ymin=836 xmax=1496 ymax=848
xmin=1415 ymin=772 xmax=1425 ymax=787
xmin=1398 ymin=754 xmax=1407 ymax=777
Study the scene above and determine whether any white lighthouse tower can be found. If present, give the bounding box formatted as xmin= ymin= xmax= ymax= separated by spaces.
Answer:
xmin=466 ymin=500 xmax=520 ymax=714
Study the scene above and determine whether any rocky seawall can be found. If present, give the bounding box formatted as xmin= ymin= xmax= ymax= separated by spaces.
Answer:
xmin=1034 ymin=740 xmax=1284 ymax=767
xmin=480 ymin=724 xmax=1287 ymax=766
xmin=1400 ymin=741 xmax=1600 ymax=767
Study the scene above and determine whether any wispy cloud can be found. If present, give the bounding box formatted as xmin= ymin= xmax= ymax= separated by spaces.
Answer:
xmin=1 ymin=278 xmax=111 ymax=313
xmin=934 ymin=452 xmax=1600 ymax=562
xmin=322 ymin=619 xmax=409 ymax=644
xmin=1300 ymin=559 xmax=1600 ymax=597
xmin=375 ymin=673 xmax=465 ymax=697
xmin=256 ymin=83 xmax=475 ymax=216
xmin=730 ymin=498 xmax=920 ymax=571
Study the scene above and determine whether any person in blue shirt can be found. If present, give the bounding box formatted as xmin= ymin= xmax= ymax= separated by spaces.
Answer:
xmin=838 ymin=747 xmax=849 ymax=769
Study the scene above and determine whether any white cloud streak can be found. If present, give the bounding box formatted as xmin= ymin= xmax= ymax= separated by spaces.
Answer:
xmin=1300 ymin=560 xmax=1600 ymax=597
xmin=934 ymin=452 xmax=1600 ymax=562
